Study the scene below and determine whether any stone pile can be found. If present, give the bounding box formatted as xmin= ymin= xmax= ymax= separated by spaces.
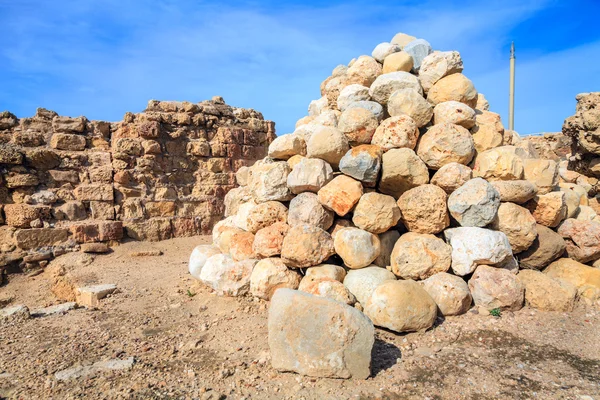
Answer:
xmin=186 ymin=33 xmax=600 ymax=379
xmin=0 ymin=98 xmax=273 ymax=277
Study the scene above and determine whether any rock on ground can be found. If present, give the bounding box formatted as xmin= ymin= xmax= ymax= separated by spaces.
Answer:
xmin=334 ymin=227 xmax=381 ymax=269
xmin=517 ymin=224 xmax=566 ymax=270
xmin=544 ymin=258 xmax=600 ymax=302
xmin=557 ymin=219 xmax=600 ymax=263
xmin=390 ymin=232 xmax=452 ymax=280
xmin=200 ymin=254 xmax=257 ymax=297
xmin=397 ymin=184 xmax=449 ymax=234
xmin=268 ymin=289 xmax=374 ymax=379
xmin=468 ymin=265 xmax=524 ymax=311
xmin=422 ymin=272 xmax=472 ymax=316
xmin=298 ymin=277 xmax=357 ymax=305
xmin=343 ymin=266 xmax=397 ymax=306
xmin=250 ymin=258 xmax=301 ymax=300
xmin=517 ymin=269 xmax=577 ymax=312
xmin=305 ymin=264 xmax=347 ymax=282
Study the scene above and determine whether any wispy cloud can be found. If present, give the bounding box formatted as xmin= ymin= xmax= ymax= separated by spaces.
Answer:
xmin=0 ymin=0 xmax=594 ymax=135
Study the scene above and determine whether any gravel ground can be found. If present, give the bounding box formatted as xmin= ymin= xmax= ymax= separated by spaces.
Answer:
xmin=1 ymin=236 xmax=599 ymax=399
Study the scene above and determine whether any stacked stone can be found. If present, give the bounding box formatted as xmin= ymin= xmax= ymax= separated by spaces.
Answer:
xmin=191 ymin=32 xmax=600 ymax=347
xmin=0 ymin=97 xmax=273 ymax=276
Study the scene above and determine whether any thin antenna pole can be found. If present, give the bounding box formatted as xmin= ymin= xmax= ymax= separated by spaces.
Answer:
xmin=509 ymin=42 xmax=515 ymax=131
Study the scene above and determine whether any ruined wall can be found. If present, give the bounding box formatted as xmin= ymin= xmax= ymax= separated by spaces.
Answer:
xmin=0 ymin=97 xmax=274 ymax=275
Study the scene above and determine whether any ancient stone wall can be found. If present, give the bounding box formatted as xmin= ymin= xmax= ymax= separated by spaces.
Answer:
xmin=0 ymin=97 xmax=274 ymax=275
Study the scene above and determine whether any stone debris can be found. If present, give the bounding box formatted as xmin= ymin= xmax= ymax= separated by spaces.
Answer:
xmin=54 ymin=357 xmax=135 ymax=381
xmin=75 ymin=284 xmax=117 ymax=308
xmin=31 ymin=302 xmax=77 ymax=318
xmin=0 ymin=304 xmax=30 ymax=321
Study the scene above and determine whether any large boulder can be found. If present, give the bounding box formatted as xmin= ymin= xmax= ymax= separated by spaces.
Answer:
xmin=334 ymin=227 xmax=381 ymax=269
xmin=189 ymin=245 xmax=221 ymax=281
xmin=339 ymin=145 xmax=382 ymax=187
xmin=281 ymin=224 xmax=335 ymax=268
xmin=472 ymin=146 xmax=525 ymax=181
xmin=447 ymin=178 xmax=501 ymax=227
xmin=364 ymin=280 xmax=437 ymax=333
xmin=245 ymin=201 xmax=288 ymax=234
xmin=468 ymin=265 xmax=524 ymax=311
xmin=387 ymin=88 xmax=433 ymax=127
xmin=306 ymin=126 xmax=350 ymax=168
xmin=517 ymin=224 xmax=566 ymax=270
xmin=390 ymin=32 xmax=416 ymax=48
xmin=224 ymin=186 xmax=253 ymax=217
xmin=268 ymin=134 xmax=306 ymax=160
xmin=298 ymin=277 xmax=356 ymax=305
xmin=268 ymin=289 xmax=374 ymax=379
xmin=379 ymin=148 xmax=429 ymax=198
xmin=422 ymin=272 xmax=472 ymax=316
xmin=200 ymin=254 xmax=257 ymax=296
xmin=382 ymin=51 xmax=414 ymax=74
xmin=345 ymin=101 xmax=384 ymax=121
xmin=371 ymin=115 xmax=419 ymax=151
xmin=287 ymin=157 xmax=333 ymax=194
xmin=489 ymin=180 xmax=538 ymax=204
xmin=402 ymin=39 xmax=433 ymax=71
xmin=318 ymin=175 xmax=363 ymax=217
xmin=248 ymin=160 xmax=293 ymax=203
xmin=369 ymin=72 xmax=423 ymax=104
xmin=390 ymin=232 xmax=452 ymax=280
xmin=416 ymin=123 xmax=475 ymax=169
xmin=288 ymin=192 xmax=334 ymax=230
xmin=517 ymin=270 xmax=577 ymax=312
xmin=229 ymin=231 xmax=257 ymax=262
xmin=418 ymin=51 xmax=463 ymax=93
xmin=343 ymin=266 xmax=397 ymax=306
xmin=526 ymin=192 xmax=568 ymax=228
xmin=397 ymin=184 xmax=450 ymax=234
xmin=305 ymin=264 xmax=347 ymax=282
xmin=346 ymin=55 xmax=382 ymax=87
xmin=352 ymin=192 xmax=401 ymax=234
xmin=523 ymin=159 xmax=559 ymax=195
xmin=490 ymin=202 xmax=538 ymax=253
xmin=337 ymin=84 xmax=370 ymax=111
xmin=432 ymin=101 xmax=475 ymax=128
xmin=431 ymin=162 xmax=473 ymax=194
xmin=427 ymin=73 xmax=478 ymax=108
xmin=557 ymin=219 xmax=600 ymax=263
xmin=471 ymin=111 xmax=504 ymax=153
xmin=444 ymin=227 xmax=513 ymax=276
xmin=250 ymin=258 xmax=301 ymax=300
xmin=338 ymin=107 xmax=379 ymax=145
xmin=253 ymin=222 xmax=289 ymax=258
xmin=544 ymin=258 xmax=600 ymax=302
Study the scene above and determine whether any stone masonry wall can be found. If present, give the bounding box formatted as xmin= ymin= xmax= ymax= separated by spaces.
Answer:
xmin=0 ymin=97 xmax=274 ymax=277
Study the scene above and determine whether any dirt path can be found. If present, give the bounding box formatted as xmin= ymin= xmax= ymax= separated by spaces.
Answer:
xmin=1 ymin=236 xmax=599 ymax=399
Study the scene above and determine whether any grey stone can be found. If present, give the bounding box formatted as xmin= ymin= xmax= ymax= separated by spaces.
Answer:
xmin=403 ymin=39 xmax=433 ymax=71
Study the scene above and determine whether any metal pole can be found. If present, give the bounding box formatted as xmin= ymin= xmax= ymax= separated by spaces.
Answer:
xmin=509 ymin=42 xmax=515 ymax=131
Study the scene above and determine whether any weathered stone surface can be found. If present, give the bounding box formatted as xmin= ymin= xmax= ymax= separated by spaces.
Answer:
xmin=444 ymin=227 xmax=513 ymax=276
xmin=431 ymin=162 xmax=473 ymax=194
xmin=419 ymin=51 xmax=464 ymax=93
xmin=288 ymin=192 xmax=334 ymax=230
xmin=212 ymin=217 xmax=237 ymax=247
xmin=369 ymin=72 xmax=423 ymax=105
xmin=373 ymin=230 xmax=400 ymax=268
xmin=352 ymin=192 xmax=400 ymax=234
xmin=74 ymin=184 xmax=114 ymax=201
xmin=433 ymin=101 xmax=475 ymax=129
xmin=345 ymin=101 xmax=384 ymax=121
xmin=382 ymin=51 xmax=414 ymax=73
xmin=31 ymin=302 xmax=77 ymax=318
xmin=387 ymin=88 xmax=433 ymax=127
xmin=281 ymin=224 xmax=335 ymax=268
xmin=318 ymin=175 xmax=363 ymax=217
xmin=397 ymin=184 xmax=449 ymax=234
xmin=490 ymin=202 xmax=538 ymax=253
xmin=490 ymin=180 xmax=538 ymax=204
xmin=575 ymin=205 xmax=599 ymax=222
xmin=334 ymin=227 xmax=381 ymax=269
xmin=306 ymin=264 xmax=347 ymax=282
xmin=189 ymin=245 xmax=222 ymax=280
xmin=337 ymin=84 xmax=371 ymax=112
xmin=250 ymin=258 xmax=301 ymax=300
xmin=544 ymin=258 xmax=600 ymax=301
xmin=224 ymin=186 xmax=253 ymax=217
xmin=253 ymin=222 xmax=289 ymax=258
xmin=468 ymin=265 xmax=524 ymax=311
xmin=298 ymin=276 xmax=356 ymax=305
xmin=71 ymin=221 xmax=123 ymax=243
xmin=427 ymin=73 xmax=477 ymax=108
xmin=268 ymin=289 xmax=374 ymax=379
xmin=472 ymin=146 xmax=525 ymax=181
xmin=526 ymin=192 xmax=567 ymax=228
xmin=471 ymin=111 xmax=504 ymax=153
xmin=557 ymin=219 xmax=600 ymax=263
xmin=371 ymin=115 xmax=419 ymax=151
xmin=403 ymin=39 xmax=433 ymax=71
xmin=339 ymin=145 xmax=382 ymax=187
xmin=306 ymin=126 xmax=350 ymax=168
xmin=200 ymin=254 xmax=257 ymax=296
xmin=75 ymin=284 xmax=117 ymax=308
xmin=343 ymin=266 xmax=396 ymax=306
xmin=248 ymin=160 xmax=293 ymax=203
xmin=245 ymin=201 xmax=288 ymax=234
xmin=390 ymin=32 xmax=417 ymax=48
xmin=476 ymin=93 xmax=490 ymax=111
xmin=390 ymin=232 xmax=452 ymax=280
xmin=287 ymin=154 xmax=304 ymax=170
xmin=346 ymin=55 xmax=382 ymax=87
xmin=233 ymin=200 xmax=258 ymax=231
xmin=364 ymin=280 xmax=437 ymax=333
xmin=518 ymin=224 xmax=566 ymax=270
xmin=50 ymin=133 xmax=86 ymax=151
xmin=80 ymin=242 xmax=110 ymax=253
xmin=448 ymin=178 xmax=500 ymax=227
xmin=338 ymin=107 xmax=379 ymax=145
xmin=372 ymin=42 xmax=401 ymax=63
xmin=14 ymin=228 xmax=69 ymax=250
xmin=228 ymin=231 xmax=256 ymax=262
xmin=4 ymin=204 xmax=43 ymax=228
xmin=523 ymin=158 xmax=559 ymax=195
xmin=379 ymin=148 xmax=429 ymax=198
xmin=416 ymin=123 xmax=475 ymax=169
xmin=268 ymin=134 xmax=306 ymax=160
xmin=422 ymin=273 xmax=472 ymax=316
xmin=1 ymin=305 xmax=30 ymax=321
xmin=287 ymin=157 xmax=333 ymax=194
xmin=517 ymin=269 xmax=577 ymax=312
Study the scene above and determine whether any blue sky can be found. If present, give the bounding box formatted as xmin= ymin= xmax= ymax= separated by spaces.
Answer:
xmin=1 ymin=0 xmax=599 ymax=136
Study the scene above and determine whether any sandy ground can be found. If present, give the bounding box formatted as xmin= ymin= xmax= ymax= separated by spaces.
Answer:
xmin=1 ymin=236 xmax=599 ymax=400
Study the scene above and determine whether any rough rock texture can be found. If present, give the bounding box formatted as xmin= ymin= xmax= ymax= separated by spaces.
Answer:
xmin=318 ymin=175 xmax=363 ymax=217
xmin=189 ymin=244 xmax=221 ymax=280
xmin=472 ymin=146 xmax=525 ymax=181
xmin=200 ymin=254 xmax=257 ymax=296
xmin=490 ymin=202 xmax=538 ymax=253
xmin=288 ymin=193 xmax=334 ymax=230
xmin=352 ymin=192 xmax=401 ymax=234
xmin=306 ymin=126 xmax=350 ymax=168
xmin=364 ymin=280 xmax=437 ymax=333
xmin=334 ymin=227 xmax=381 ymax=269
xmin=557 ymin=219 xmax=600 ymax=263
xmin=339 ymin=145 xmax=382 ymax=187
xmin=387 ymin=89 xmax=433 ymax=128
xmin=416 ymin=123 xmax=475 ymax=169
xmin=422 ymin=272 xmax=472 ymax=316
xmin=427 ymin=73 xmax=478 ymax=108
xmin=250 ymin=258 xmax=301 ymax=300
xmin=390 ymin=232 xmax=452 ymax=280
xmin=526 ymin=192 xmax=568 ymax=228
xmin=298 ymin=277 xmax=356 ymax=305
xmin=468 ymin=265 xmax=524 ymax=311
xmin=343 ymin=266 xmax=397 ymax=306
xmin=280 ymin=224 xmax=335 ymax=268
xmin=433 ymin=101 xmax=475 ymax=128
xmin=371 ymin=115 xmax=419 ymax=151
xmin=287 ymin=157 xmax=333 ymax=194
xmin=544 ymin=258 xmax=600 ymax=302
xmin=489 ymin=180 xmax=538 ymax=204
xmin=253 ymin=222 xmax=289 ymax=258
xmin=447 ymin=178 xmax=500 ymax=227
xmin=517 ymin=269 xmax=577 ymax=312
xmin=268 ymin=289 xmax=374 ymax=379
xmin=397 ymin=185 xmax=449 ymax=234
xmin=379 ymin=148 xmax=429 ymax=198
xmin=305 ymin=264 xmax=346 ymax=282
xmin=431 ymin=163 xmax=473 ymax=194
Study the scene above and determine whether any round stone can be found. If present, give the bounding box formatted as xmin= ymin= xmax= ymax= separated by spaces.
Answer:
xmin=253 ymin=222 xmax=289 ymax=258
xmin=288 ymin=192 xmax=334 ymax=230
xmin=339 ymin=145 xmax=382 ymax=187
xmin=369 ymin=72 xmax=423 ymax=105
xmin=337 ymin=84 xmax=370 ymax=111
xmin=189 ymin=245 xmax=221 ymax=281
xmin=352 ymin=192 xmax=401 ymax=234
xmin=280 ymin=224 xmax=335 ymax=268
xmin=419 ymin=51 xmax=464 ymax=93
xmin=268 ymin=134 xmax=306 ymax=160
xmin=397 ymin=184 xmax=450 ymax=234
xmin=338 ymin=107 xmax=379 ymax=145
xmin=433 ymin=101 xmax=475 ymax=128
xmin=318 ymin=175 xmax=363 ymax=217
xmin=382 ymin=51 xmax=414 ymax=74
xmin=490 ymin=202 xmax=538 ymax=253
xmin=416 ymin=123 xmax=475 ymax=170
xmin=431 ymin=162 xmax=473 ymax=194
xmin=422 ymin=272 xmax=472 ymax=316
xmin=387 ymin=88 xmax=433 ymax=127
xmin=372 ymin=42 xmax=401 ymax=63
xmin=346 ymin=55 xmax=382 ymax=87
xmin=447 ymin=178 xmax=501 ymax=227
xmin=200 ymin=254 xmax=257 ymax=297
xmin=468 ymin=265 xmax=524 ymax=311
xmin=379 ymin=148 xmax=429 ymax=199
xmin=402 ymin=39 xmax=433 ymax=71
xmin=306 ymin=126 xmax=350 ymax=168
xmin=334 ymin=227 xmax=381 ymax=269
xmin=371 ymin=115 xmax=419 ymax=151
xmin=245 ymin=201 xmax=288 ymax=233
xmin=390 ymin=232 xmax=452 ymax=280
xmin=250 ymin=258 xmax=301 ymax=300
xmin=427 ymin=73 xmax=478 ymax=108
xmin=472 ymin=146 xmax=525 ymax=181
xmin=287 ymin=157 xmax=333 ymax=194
xmin=343 ymin=266 xmax=397 ymax=306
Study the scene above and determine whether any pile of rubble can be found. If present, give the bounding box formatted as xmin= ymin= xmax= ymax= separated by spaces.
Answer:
xmin=187 ymin=32 xmax=600 ymax=379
